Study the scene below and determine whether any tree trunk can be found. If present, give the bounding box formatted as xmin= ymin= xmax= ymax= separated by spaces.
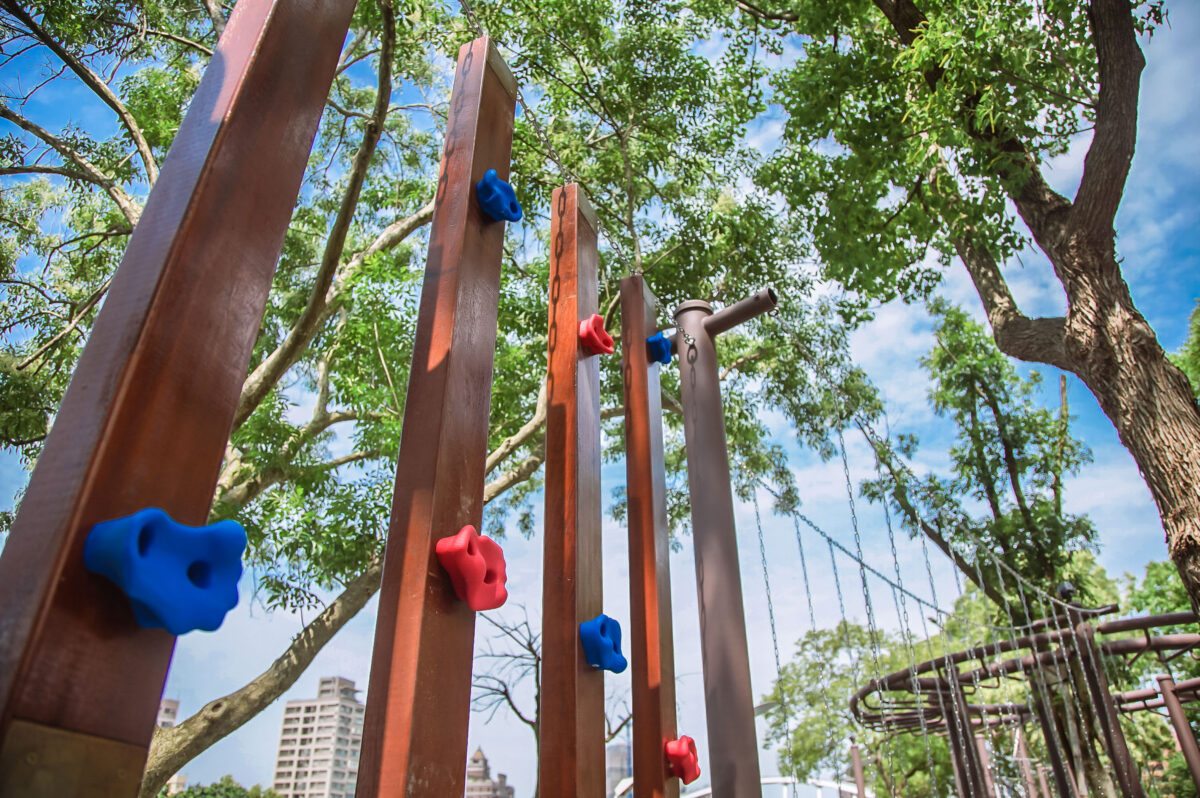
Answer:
xmin=1053 ymin=239 xmax=1200 ymax=614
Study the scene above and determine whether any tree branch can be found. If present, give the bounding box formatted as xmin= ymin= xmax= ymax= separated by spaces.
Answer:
xmin=201 ymin=0 xmax=226 ymax=39
xmin=954 ymin=235 xmax=1071 ymax=371
xmin=0 ymin=106 xmax=142 ymax=226
xmin=1072 ymin=0 xmax=1144 ymax=239
xmin=1 ymin=0 xmax=160 ymax=184
xmin=485 ymin=379 xmax=548 ymax=476
xmin=139 ymin=556 xmax=384 ymax=798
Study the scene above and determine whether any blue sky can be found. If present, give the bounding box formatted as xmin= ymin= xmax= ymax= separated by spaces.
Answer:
xmin=2 ymin=4 xmax=1199 ymax=797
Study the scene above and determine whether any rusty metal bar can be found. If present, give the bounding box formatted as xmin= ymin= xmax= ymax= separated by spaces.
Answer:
xmin=1029 ymin=672 xmax=1080 ymax=798
xmin=539 ymin=184 xmax=605 ymax=798
xmin=1072 ymin=621 xmax=1145 ymax=798
xmin=0 ymin=1 xmax=355 ymax=793
xmin=1036 ymin=765 xmax=1052 ymax=798
xmin=620 ymin=275 xmax=679 ymax=798
xmin=1013 ymin=726 xmax=1038 ymax=798
xmin=942 ymin=671 xmax=987 ymax=797
xmin=356 ymin=36 xmax=516 ymax=798
xmin=850 ymin=741 xmax=866 ymax=798
xmin=1157 ymin=675 xmax=1200 ymax=791
xmin=673 ymin=290 xmax=777 ymax=796
xmin=976 ymin=735 xmax=997 ymax=798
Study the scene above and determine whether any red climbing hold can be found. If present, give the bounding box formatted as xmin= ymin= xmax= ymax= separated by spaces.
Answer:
xmin=578 ymin=313 xmax=614 ymax=356
xmin=435 ymin=524 xmax=508 ymax=611
xmin=664 ymin=736 xmax=701 ymax=785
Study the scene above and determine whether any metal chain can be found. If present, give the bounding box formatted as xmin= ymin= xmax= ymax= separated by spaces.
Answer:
xmin=752 ymin=491 xmax=801 ymax=780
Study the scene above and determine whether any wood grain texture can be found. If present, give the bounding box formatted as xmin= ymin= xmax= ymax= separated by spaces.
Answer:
xmin=0 ymin=0 xmax=355 ymax=780
xmin=355 ymin=36 xmax=515 ymax=798
xmin=539 ymin=184 xmax=604 ymax=798
xmin=619 ymin=275 xmax=679 ymax=798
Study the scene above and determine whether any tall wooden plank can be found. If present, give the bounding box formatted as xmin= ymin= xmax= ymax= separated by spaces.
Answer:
xmin=0 ymin=1 xmax=356 ymax=793
xmin=619 ymin=275 xmax=679 ymax=798
xmin=355 ymin=37 xmax=516 ymax=798
xmin=539 ymin=183 xmax=605 ymax=798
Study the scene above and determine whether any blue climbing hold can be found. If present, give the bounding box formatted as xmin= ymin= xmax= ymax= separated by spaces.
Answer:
xmin=579 ymin=613 xmax=628 ymax=673
xmin=646 ymin=331 xmax=673 ymax=364
xmin=83 ymin=507 xmax=246 ymax=635
xmin=476 ymin=168 xmax=522 ymax=223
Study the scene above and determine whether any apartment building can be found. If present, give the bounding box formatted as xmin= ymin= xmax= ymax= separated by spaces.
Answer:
xmin=271 ymin=676 xmax=365 ymax=798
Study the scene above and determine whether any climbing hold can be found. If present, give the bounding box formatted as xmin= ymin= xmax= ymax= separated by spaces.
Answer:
xmin=664 ymin=736 xmax=701 ymax=784
xmin=435 ymin=524 xmax=508 ymax=611
xmin=476 ymin=168 xmax=522 ymax=223
xmin=579 ymin=613 xmax=627 ymax=673
xmin=646 ymin=330 xmax=673 ymax=364
xmin=83 ymin=507 xmax=246 ymax=635
xmin=579 ymin=313 xmax=614 ymax=356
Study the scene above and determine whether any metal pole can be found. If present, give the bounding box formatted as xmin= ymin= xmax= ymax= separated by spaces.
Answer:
xmin=850 ymin=742 xmax=866 ymax=798
xmin=976 ymin=735 xmax=997 ymax=798
xmin=540 ymin=184 xmax=605 ymax=797
xmin=1014 ymin=726 xmax=1039 ymax=798
xmin=1036 ymin=765 xmax=1052 ymax=798
xmin=943 ymin=670 xmax=987 ymax=797
xmin=1156 ymin=675 xmax=1200 ymax=791
xmin=1073 ymin=620 xmax=1145 ymax=797
xmin=0 ymin=1 xmax=356 ymax=793
xmin=1029 ymin=670 xmax=1079 ymax=798
xmin=673 ymin=290 xmax=776 ymax=796
xmin=620 ymin=275 xmax=679 ymax=798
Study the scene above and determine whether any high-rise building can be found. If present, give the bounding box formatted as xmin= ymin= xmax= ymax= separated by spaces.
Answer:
xmin=271 ymin=676 xmax=365 ymax=798
xmin=464 ymin=747 xmax=515 ymax=798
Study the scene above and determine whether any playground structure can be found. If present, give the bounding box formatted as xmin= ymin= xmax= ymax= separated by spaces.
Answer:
xmin=0 ymin=2 xmax=1197 ymax=797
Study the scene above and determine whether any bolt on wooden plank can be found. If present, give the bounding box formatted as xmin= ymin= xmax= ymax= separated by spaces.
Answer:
xmin=355 ymin=35 xmax=517 ymax=798
xmin=0 ymin=1 xmax=356 ymax=794
xmin=619 ymin=275 xmax=680 ymax=798
xmin=540 ymin=183 xmax=606 ymax=798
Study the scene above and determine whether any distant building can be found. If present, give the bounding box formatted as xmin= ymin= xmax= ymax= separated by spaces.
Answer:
xmin=157 ymin=699 xmax=187 ymax=794
xmin=464 ymin=747 xmax=515 ymax=798
xmin=605 ymin=741 xmax=631 ymax=797
xmin=271 ymin=676 xmax=365 ymax=798
xmin=157 ymin=698 xmax=179 ymax=729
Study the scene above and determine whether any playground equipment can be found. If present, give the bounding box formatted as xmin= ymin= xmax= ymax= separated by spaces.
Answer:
xmin=3 ymin=3 xmax=1196 ymax=796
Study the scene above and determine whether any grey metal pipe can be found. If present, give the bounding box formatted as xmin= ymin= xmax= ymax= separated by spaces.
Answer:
xmin=673 ymin=291 xmax=776 ymax=797
xmin=703 ymin=288 xmax=778 ymax=338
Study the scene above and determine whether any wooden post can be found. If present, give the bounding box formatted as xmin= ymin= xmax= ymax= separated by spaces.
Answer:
xmin=0 ymin=1 xmax=355 ymax=794
xmin=620 ymin=275 xmax=679 ymax=798
xmin=355 ymin=36 xmax=516 ymax=798
xmin=539 ymin=184 xmax=605 ymax=798
xmin=673 ymin=289 xmax=776 ymax=796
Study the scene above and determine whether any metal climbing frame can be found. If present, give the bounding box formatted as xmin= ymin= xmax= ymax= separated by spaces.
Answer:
xmin=0 ymin=1 xmax=357 ymax=793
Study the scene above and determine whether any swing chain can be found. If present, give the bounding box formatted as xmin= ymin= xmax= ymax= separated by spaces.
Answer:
xmin=674 ymin=319 xmax=696 ymax=347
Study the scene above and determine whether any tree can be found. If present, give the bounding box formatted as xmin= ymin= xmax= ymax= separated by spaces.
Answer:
xmin=738 ymin=0 xmax=1200 ymax=610
xmin=0 ymin=0 xmax=832 ymax=791
xmin=169 ymin=775 xmax=279 ymax=798
xmin=862 ymin=300 xmax=1099 ymax=622
xmin=469 ymin=607 xmax=631 ymax=798
xmin=1171 ymin=299 xmax=1200 ymax=397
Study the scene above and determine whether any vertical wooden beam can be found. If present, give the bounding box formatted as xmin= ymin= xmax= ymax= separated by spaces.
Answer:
xmin=619 ymin=275 xmax=679 ymax=798
xmin=539 ymin=183 xmax=605 ymax=798
xmin=355 ymin=36 xmax=516 ymax=798
xmin=0 ymin=1 xmax=355 ymax=793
